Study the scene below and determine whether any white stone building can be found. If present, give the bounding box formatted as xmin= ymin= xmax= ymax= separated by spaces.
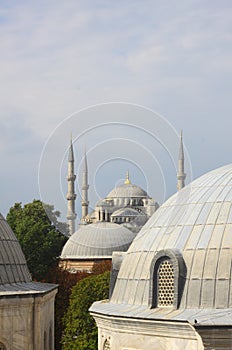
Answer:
xmin=90 ymin=164 xmax=232 ymax=350
xmin=0 ymin=213 xmax=57 ymax=350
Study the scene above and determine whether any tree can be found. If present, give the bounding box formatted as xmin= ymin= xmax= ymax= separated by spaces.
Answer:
xmin=62 ymin=271 xmax=110 ymax=350
xmin=44 ymin=266 xmax=89 ymax=350
xmin=6 ymin=199 xmax=68 ymax=280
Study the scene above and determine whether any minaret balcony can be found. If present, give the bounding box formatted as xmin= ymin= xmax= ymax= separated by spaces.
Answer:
xmin=67 ymin=175 xmax=76 ymax=181
xmin=66 ymin=194 xmax=77 ymax=200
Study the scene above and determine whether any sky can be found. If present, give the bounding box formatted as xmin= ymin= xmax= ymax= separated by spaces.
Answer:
xmin=0 ymin=0 xmax=232 ymax=222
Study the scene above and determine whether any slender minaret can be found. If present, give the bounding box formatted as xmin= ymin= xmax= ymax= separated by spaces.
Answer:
xmin=81 ymin=148 xmax=89 ymax=221
xmin=66 ymin=137 xmax=77 ymax=235
xmin=177 ymin=130 xmax=186 ymax=191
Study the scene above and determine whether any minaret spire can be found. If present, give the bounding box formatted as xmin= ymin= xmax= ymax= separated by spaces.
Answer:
xmin=124 ymin=170 xmax=131 ymax=185
xmin=177 ymin=130 xmax=186 ymax=191
xmin=66 ymin=136 xmax=77 ymax=235
xmin=81 ymin=147 xmax=89 ymax=221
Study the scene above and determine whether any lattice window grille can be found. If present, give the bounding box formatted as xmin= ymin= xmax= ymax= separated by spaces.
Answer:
xmin=157 ymin=259 xmax=174 ymax=307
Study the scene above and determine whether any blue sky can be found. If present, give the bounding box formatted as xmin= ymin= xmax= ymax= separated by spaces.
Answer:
xmin=0 ymin=1 xmax=232 ymax=220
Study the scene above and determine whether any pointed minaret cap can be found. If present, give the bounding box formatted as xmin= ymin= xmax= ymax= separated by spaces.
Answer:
xmin=68 ymin=134 xmax=74 ymax=162
xmin=177 ymin=129 xmax=186 ymax=191
xmin=179 ymin=129 xmax=184 ymax=160
xmin=124 ymin=170 xmax=131 ymax=185
xmin=83 ymin=146 xmax=87 ymax=172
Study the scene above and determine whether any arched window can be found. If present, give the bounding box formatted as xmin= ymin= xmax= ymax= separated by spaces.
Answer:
xmin=149 ymin=249 xmax=186 ymax=309
xmin=157 ymin=259 xmax=174 ymax=307
xmin=103 ymin=339 xmax=111 ymax=350
xmin=0 ymin=343 xmax=6 ymax=350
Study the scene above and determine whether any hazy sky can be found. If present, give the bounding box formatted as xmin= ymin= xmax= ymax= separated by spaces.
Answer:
xmin=1 ymin=1 xmax=232 ymax=220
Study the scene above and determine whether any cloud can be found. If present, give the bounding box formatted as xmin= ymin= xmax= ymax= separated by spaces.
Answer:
xmin=0 ymin=0 xmax=232 ymax=216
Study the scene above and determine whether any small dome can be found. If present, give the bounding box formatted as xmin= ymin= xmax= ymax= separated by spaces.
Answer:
xmin=0 ymin=213 xmax=31 ymax=285
xmin=60 ymin=222 xmax=136 ymax=259
xmin=111 ymin=208 xmax=144 ymax=217
xmin=107 ymin=183 xmax=148 ymax=199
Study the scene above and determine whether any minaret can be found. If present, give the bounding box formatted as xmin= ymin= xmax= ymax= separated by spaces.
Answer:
xmin=81 ymin=148 xmax=89 ymax=221
xmin=177 ymin=130 xmax=186 ymax=191
xmin=66 ymin=137 xmax=77 ymax=235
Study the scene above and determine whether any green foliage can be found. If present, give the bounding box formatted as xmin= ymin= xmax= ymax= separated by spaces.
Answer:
xmin=44 ymin=266 xmax=89 ymax=350
xmin=6 ymin=199 xmax=68 ymax=280
xmin=62 ymin=271 xmax=110 ymax=350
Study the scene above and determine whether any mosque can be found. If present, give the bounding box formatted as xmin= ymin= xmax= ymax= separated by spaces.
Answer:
xmin=59 ymin=133 xmax=185 ymax=272
xmin=90 ymin=163 xmax=232 ymax=349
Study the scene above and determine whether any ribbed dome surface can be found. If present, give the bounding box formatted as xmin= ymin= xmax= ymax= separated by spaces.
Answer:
xmin=110 ymin=164 xmax=232 ymax=310
xmin=60 ymin=222 xmax=136 ymax=258
xmin=107 ymin=183 xmax=148 ymax=198
xmin=0 ymin=214 xmax=31 ymax=285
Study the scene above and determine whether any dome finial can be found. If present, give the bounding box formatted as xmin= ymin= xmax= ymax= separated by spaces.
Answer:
xmin=124 ymin=170 xmax=131 ymax=185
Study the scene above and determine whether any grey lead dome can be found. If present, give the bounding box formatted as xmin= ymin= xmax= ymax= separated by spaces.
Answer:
xmin=91 ymin=164 xmax=232 ymax=325
xmin=60 ymin=221 xmax=136 ymax=259
xmin=0 ymin=213 xmax=31 ymax=285
xmin=107 ymin=183 xmax=148 ymax=198
xmin=112 ymin=164 xmax=232 ymax=309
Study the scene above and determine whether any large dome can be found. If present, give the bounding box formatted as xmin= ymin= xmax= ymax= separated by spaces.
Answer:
xmin=0 ymin=213 xmax=31 ymax=285
xmin=91 ymin=164 xmax=232 ymax=325
xmin=107 ymin=183 xmax=148 ymax=198
xmin=60 ymin=222 xmax=136 ymax=259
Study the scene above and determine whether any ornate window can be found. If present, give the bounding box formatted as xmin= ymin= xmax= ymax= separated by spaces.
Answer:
xmin=150 ymin=249 xmax=186 ymax=309
xmin=157 ymin=259 xmax=174 ymax=307
xmin=0 ymin=343 xmax=7 ymax=350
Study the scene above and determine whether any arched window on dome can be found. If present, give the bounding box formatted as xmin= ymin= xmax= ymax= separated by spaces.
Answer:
xmin=150 ymin=250 xmax=186 ymax=309
xmin=0 ymin=343 xmax=7 ymax=350
xmin=157 ymin=258 xmax=174 ymax=307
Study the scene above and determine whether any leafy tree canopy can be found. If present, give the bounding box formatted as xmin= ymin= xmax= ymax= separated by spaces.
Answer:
xmin=6 ymin=199 xmax=68 ymax=280
xmin=62 ymin=271 xmax=110 ymax=350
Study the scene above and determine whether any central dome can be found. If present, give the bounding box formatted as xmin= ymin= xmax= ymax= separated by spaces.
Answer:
xmin=107 ymin=183 xmax=148 ymax=198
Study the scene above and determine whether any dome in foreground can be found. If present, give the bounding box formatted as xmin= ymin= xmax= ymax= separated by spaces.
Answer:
xmin=60 ymin=222 xmax=136 ymax=259
xmin=91 ymin=164 xmax=232 ymax=326
xmin=0 ymin=213 xmax=31 ymax=285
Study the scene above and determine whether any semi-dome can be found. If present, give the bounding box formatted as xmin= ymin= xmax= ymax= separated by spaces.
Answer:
xmin=60 ymin=221 xmax=136 ymax=259
xmin=0 ymin=213 xmax=31 ymax=285
xmin=91 ymin=164 xmax=232 ymax=326
xmin=111 ymin=207 xmax=143 ymax=217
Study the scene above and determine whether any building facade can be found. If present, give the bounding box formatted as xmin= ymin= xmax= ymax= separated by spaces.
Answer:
xmin=0 ymin=213 xmax=57 ymax=350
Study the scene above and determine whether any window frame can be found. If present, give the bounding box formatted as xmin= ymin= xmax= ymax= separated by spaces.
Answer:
xmin=149 ymin=249 xmax=186 ymax=309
